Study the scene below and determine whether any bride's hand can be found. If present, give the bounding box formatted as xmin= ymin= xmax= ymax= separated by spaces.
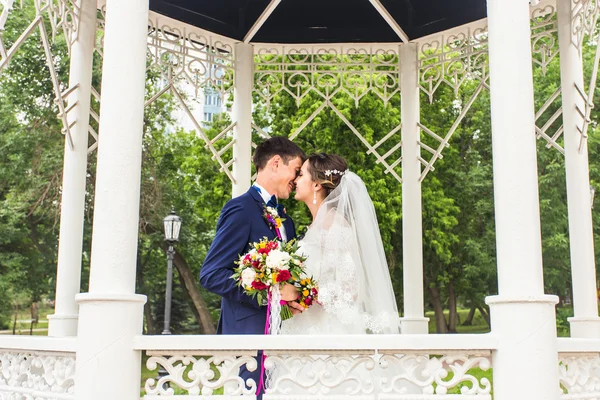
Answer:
xmin=280 ymin=283 xmax=299 ymax=302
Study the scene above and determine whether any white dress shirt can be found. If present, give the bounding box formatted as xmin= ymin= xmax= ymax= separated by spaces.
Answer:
xmin=253 ymin=183 xmax=288 ymax=242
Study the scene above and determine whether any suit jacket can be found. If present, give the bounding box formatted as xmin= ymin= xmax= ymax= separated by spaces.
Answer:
xmin=200 ymin=187 xmax=296 ymax=334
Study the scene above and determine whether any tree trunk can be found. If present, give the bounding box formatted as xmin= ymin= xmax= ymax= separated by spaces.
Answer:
xmin=428 ymin=287 xmax=448 ymax=333
xmin=463 ymin=306 xmax=477 ymax=326
xmin=143 ymin=301 xmax=154 ymax=334
xmin=448 ymin=280 xmax=458 ymax=333
xmin=477 ymin=305 xmax=491 ymax=328
xmin=171 ymin=249 xmax=216 ymax=334
xmin=12 ymin=302 xmax=18 ymax=335
xmin=30 ymin=302 xmax=39 ymax=335
xmin=177 ymin=272 xmax=203 ymax=330
xmin=136 ymin=248 xmax=155 ymax=334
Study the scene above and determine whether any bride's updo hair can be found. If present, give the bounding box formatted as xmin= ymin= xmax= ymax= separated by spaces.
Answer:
xmin=307 ymin=153 xmax=349 ymax=197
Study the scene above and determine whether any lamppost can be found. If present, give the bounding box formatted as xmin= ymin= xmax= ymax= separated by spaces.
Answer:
xmin=162 ymin=208 xmax=182 ymax=335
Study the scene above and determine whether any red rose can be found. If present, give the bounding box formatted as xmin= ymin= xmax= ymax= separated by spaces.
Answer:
xmin=304 ymin=297 xmax=312 ymax=306
xmin=312 ymin=288 xmax=318 ymax=295
xmin=251 ymin=281 xmax=268 ymax=291
xmin=277 ymin=270 xmax=291 ymax=282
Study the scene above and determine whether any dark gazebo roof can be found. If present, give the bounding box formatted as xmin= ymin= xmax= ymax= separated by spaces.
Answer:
xmin=149 ymin=0 xmax=488 ymax=43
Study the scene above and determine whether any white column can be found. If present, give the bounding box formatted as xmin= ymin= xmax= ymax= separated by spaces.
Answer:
xmin=47 ymin=0 xmax=96 ymax=338
xmin=400 ymin=43 xmax=429 ymax=334
xmin=485 ymin=0 xmax=559 ymax=399
xmin=231 ymin=42 xmax=254 ymax=198
xmin=74 ymin=0 xmax=147 ymax=399
xmin=557 ymin=0 xmax=600 ymax=338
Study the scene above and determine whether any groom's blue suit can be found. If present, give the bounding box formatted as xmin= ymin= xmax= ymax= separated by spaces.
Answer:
xmin=200 ymin=186 xmax=296 ymax=334
xmin=200 ymin=186 xmax=296 ymax=396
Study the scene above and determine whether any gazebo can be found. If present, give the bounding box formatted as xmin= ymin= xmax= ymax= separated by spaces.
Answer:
xmin=1 ymin=0 xmax=599 ymax=399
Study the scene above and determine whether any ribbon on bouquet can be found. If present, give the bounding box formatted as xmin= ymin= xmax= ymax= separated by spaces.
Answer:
xmin=256 ymin=285 xmax=283 ymax=395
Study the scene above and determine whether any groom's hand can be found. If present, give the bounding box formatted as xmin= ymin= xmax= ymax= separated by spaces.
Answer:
xmin=288 ymin=301 xmax=304 ymax=315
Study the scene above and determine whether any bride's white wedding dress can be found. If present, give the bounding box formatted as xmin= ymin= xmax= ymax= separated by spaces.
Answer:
xmin=264 ymin=172 xmax=417 ymax=397
xmin=280 ymin=225 xmax=394 ymax=335
xmin=282 ymin=171 xmax=399 ymax=335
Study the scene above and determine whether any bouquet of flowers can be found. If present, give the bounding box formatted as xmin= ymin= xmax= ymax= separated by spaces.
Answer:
xmin=232 ymin=237 xmax=318 ymax=322
xmin=296 ymin=277 xmax=319 ymax=309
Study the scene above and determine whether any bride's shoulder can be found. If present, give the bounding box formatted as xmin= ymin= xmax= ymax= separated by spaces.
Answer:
xmin=316 ymin=209 xmax=353 ymax=245
xmin=320 ymin=207 xmax=351 ymax=230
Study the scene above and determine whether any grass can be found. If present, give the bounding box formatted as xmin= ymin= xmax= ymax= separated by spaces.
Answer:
xmin=425 ymin=308 xmax=490 ymax=334
xmin=0 ymin=303 xmax=53 ymax=335
xmin=441 ymin=365 xmax=493 ymax=395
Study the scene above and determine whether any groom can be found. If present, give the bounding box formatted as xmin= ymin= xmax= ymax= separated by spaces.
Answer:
xmin=200 ymin=136 xmax=306 ymax=392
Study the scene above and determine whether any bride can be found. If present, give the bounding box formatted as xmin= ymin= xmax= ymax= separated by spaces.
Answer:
xmin=283 ymin=152 xmax=400 ymax=335
xmin=264 ymin=153 xmax=405 ymax=396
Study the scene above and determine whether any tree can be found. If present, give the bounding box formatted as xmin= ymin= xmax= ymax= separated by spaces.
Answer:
xmin=0 ymin=3 xmax=70 ymax=319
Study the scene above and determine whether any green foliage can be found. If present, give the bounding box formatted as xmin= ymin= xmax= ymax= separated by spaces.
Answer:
xmin=556 ymin=307 xmax=572 ymax=337
xmin=0 ymin=1 xmax=69 ymax=315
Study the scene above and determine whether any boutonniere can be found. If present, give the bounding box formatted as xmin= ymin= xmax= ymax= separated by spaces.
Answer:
xmin=263 ymin=205 xmax=285 ymax=240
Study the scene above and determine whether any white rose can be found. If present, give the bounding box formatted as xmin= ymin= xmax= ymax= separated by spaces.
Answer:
xmin=241 ymin=268 xmax=257 ymax=287
xmin=266 ymin=249 xmax=292 ymax=271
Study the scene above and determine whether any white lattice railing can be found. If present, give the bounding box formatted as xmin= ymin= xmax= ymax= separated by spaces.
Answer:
xmin=558 ymin=338 xmax=600 ymax=399
xmin=135 ymin=334 xmax=497 ymax=399
xmin=0 ymin=336 xmax=76 ymax=400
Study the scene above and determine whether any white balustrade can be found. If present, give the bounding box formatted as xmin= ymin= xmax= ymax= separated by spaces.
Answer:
xmin=0 ymin=337 xmax=76 ymax=400
xmin=135 ymin=334 xmax=497 ymax=399
xmin=558 ymin=338 xmax=600 ymax=399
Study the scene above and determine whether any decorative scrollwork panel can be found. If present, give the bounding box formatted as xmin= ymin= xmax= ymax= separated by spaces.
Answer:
xmin=0 ymin=0 xmax=80 ymax=149
xmin=572 ymin=0 xmax=600 ymax=51
xmin=559 ymin=354 xmax=600 ymax=399
xmin=142 ymin=18 xmax=237 ymax=181
xmin=143 ymin=352 xmax=259 ymax=397
xmin=0 ymin=0 xmax=78 ymax=63
xmin=418 ymin=27 xmax=489 ymax=103
xmin=252 ymin=46 xmax=402 ymax=183
xmin=147 ymin=17 xmax=234 ymax=100
xmin=0 ymin=350 xmax=76 ymax=400
xmin=264 ymin=352 xmax=492 ymax=399
xmin=254 ymin=46 xmax=400 ymax=109
xmin=142 ymin=350 xmax=492 ymax=399
xmin=531 ymin=5 xmax=559 ymax=74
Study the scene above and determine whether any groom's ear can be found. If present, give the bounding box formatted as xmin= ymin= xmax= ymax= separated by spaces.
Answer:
xmin=269 ymin=155 xmax=282 ymax=171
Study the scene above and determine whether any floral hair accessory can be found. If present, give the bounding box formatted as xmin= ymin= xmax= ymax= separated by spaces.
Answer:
xmin=324 ymin=169 xmax=348 ymax=177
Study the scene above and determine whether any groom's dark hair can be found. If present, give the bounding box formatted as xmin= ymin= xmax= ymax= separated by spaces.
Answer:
xmin=253 ymin=136 xmax=306 ymax=171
